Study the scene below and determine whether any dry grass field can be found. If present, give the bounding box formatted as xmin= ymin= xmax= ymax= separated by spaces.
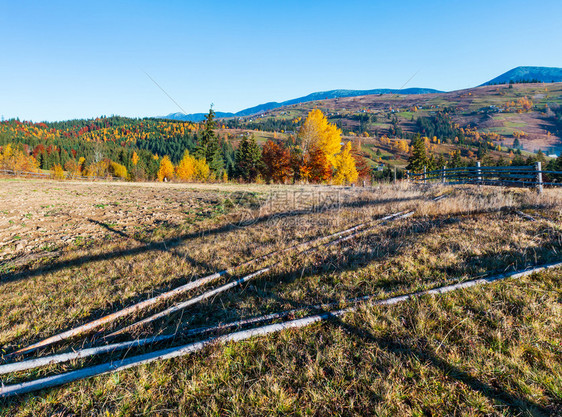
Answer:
xmin=0 ymin=178 xmax=561 ymax=416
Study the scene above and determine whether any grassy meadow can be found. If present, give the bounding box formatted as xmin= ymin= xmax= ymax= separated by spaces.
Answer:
xmin=0 ymin=178 xmax=561 ymax=415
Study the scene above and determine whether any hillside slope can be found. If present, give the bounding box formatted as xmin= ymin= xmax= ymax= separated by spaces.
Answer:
xmin=162 ymin=67 xmax=562 ymax=122
xmin=230 ymin=83 xmax=562 ymax=155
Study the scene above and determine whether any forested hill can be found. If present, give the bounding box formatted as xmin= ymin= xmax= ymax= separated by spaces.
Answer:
xmin=0 ymin=117 xmax=214 ymax=180
xmin=164 ymin=112 xmax=235 ymax=122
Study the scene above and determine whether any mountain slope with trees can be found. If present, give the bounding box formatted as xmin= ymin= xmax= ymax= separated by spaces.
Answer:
xmin=480 ymin=66 xmax=562 ymax=86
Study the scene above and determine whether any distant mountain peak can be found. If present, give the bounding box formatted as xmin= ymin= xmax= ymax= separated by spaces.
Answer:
xmin=162 ymin=111 xmax=234 ymax=122
xmin=480 ymin=66 xmax=562 ymax=86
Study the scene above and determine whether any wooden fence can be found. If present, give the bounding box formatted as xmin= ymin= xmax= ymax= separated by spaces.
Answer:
xmin=408 ymin=162 xmax=562 ymax=193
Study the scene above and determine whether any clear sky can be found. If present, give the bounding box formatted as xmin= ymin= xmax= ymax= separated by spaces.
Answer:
xmin=1 ymin=0 xmax=561 ymax=122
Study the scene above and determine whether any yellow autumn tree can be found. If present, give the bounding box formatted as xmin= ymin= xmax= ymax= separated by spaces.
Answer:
xmin=131 ymin=151 xmax=139 ymax=166
xmin=299 ymin=109 xmax=342 ymax=167
xmin=0 ymin=144 xmax=39 ymax=173
xmin=333 ymin=142 xmax=358 ymax=185
xmin=110 ymin=161 xmax=128 ymax=179
xmin=0 ymin=144 xmax=13 ymax=169
xmin=393 ymin=139 xmax=409 ymax=153
xmin=51 ymin=164 xmax=66 ymax=180
xmin=193 ymin=158 xmax=210 ymax=180
xmin=175 ymin=150 xmax=210 ymax=181
xmin=176 ymin=150 xmax=196 ymax=180
xmin=157 ymin=156 xmax=175 ymax=181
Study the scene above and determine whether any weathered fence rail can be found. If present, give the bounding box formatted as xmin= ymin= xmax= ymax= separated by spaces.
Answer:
xmin=409 ymin=162 xmax=562 ymax=192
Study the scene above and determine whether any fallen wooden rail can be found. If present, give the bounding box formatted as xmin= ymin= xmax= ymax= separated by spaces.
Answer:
xmin=1 ymin=260 xmax=559 ymax=398
xmin=0 ymin=288 xmax=406 ymax=376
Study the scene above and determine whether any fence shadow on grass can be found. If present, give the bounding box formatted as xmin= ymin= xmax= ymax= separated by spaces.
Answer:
xmin=1 ymin=207 xmax=450 ymax=355
xmin=86 ymin=218 xmax=215 ymax=273
xmin=6 ymin=203 xmax=558 ymax=354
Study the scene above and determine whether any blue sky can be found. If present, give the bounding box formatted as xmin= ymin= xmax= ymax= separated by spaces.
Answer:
xmin=1 ymin=0 xmax=561 ymax=121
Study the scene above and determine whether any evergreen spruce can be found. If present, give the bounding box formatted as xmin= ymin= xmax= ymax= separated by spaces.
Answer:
xmin=407 ymin=134 xmax=428 ymax=172
xmin=451 ymin=150 xmax=462 ymax=168
xmin=195 ymin=108 xmax=224 ymax=174
xmin=235 ymin=135 xmax=263 ymax=182
xmin=221 ymin=139 xmax=236 ymax=177
xmin=536 ymin=149 xmax=547 ymax=163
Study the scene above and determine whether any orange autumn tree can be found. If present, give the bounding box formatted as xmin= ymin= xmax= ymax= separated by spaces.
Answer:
xmin=64 ymin=159 xmax=82 ymax=178
xmin=351 ymin=141 xmax=372 ymax=180
xmin=305 ymin=146 xmax=332 ymax=182
xmin=517 ymin=96 xmax=533 ymax=112
xmin=262 ymin=140 xmax=291 ymax=183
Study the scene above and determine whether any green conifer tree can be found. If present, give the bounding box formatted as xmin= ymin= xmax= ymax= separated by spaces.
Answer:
xmin=536 ymin=149 xmax=547 ymax=163
xmin=195 ymin=108 xmax=224 ymax=174
xmin=407 ymin=134 xmax=428 ymax=172
xmin=235 ymin=135 xmax=263 ymax=182
xmin=451 ymin=150 xmax=462 ymax=168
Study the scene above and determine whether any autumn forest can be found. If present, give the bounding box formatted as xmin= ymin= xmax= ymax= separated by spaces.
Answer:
xmin=2 ymin=90 xmax=562 ymax=185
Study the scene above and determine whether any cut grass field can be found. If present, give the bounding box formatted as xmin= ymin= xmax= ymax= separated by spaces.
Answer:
xmin=0 ymin=179 xmax=561 ymax=415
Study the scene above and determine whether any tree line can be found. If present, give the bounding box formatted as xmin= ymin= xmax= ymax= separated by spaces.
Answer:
xmin=0 ymin=109 xmax=364 ymax=184
xmin=155 ymin=109 xmax=363 ymax=185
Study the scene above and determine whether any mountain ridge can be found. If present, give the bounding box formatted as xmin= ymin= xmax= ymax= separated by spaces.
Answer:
xmin=161 ymin=88 xmax=442 ymax=122
xmin=160 ymin=66 xmax=562 ymax=122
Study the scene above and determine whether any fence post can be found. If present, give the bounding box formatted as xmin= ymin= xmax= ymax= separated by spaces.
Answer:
xmin=441 ymin=166 xmax=446 ymax=183
xmin=423 ymin=166 xmax=427 ymax=184
xmin=476 ymin=161 xmax=482 ymax=184
xmin=536 ymin=161 xmax=543 ymax=194
xmin=393 ymin=166 xmax=397 ymax=184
